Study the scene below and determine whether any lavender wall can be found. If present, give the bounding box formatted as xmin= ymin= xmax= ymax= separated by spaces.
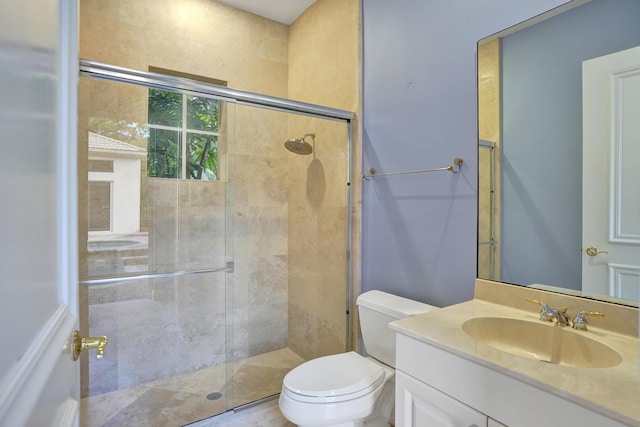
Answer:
xmin=361 ymin=0 xmax=569 ymax=307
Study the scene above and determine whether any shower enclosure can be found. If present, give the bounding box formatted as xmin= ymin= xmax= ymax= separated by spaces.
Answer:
xmin=78 ymin=62 xmax=352 ymax=427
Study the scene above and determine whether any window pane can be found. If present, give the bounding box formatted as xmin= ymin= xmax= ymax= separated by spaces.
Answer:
xmin=148 ymin=89 xmax=182 ymax=127
xmin=187 ymin=96 xmax=218 ymax=131
xmin=148 ymin=128 xmax=181 ymax=178
xmin=186 ymin=133 xmax=217 ymax=180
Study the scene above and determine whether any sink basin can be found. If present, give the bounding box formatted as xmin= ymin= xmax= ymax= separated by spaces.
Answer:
xmin=462 ymin=317 xmax=622 ymax=368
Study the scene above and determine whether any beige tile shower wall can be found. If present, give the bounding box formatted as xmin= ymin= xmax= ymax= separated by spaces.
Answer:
xmin=287 ymin=0 xmax=362 ymax=360
xmin=286 ymin=116 xmax=350 ymax=360
xmin=80 ymin=0 xmax=289 ymax=96
xmin=477 ymin=38 xmax=501 ymax=281
xmin=231 ymin=105 xmax=290 ymax=359
xmin=146 ymin=179 xmax=227 ymax=272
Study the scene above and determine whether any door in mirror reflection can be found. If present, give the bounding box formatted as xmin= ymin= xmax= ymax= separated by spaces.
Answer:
xmin=582 ymin=45 xmax=640 ymax=301
xmin=476 ymin=0 xmax=640 ymax=307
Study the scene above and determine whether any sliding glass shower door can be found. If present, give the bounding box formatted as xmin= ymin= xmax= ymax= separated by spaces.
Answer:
xmin=77 ymin=62 xmax=353 ymax=427
xmin=78 ymin=75 xmax=236 ymax=426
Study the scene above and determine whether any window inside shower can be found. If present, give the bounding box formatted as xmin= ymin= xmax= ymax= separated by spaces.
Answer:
xmin=146 ymin=66 xmax=227 ymax=182
xmin=147 ymin=90 xmax=220 ymax=180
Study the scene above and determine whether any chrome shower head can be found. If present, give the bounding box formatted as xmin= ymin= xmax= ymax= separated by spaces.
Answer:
xmin=284 ymin=132 xmax=315 ymax=155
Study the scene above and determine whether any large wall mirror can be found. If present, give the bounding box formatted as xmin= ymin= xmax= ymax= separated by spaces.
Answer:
xmin=477 ymin=0 xmax=640 ymax=307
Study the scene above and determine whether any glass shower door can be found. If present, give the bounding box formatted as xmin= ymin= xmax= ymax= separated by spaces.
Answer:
xmin=78 ymin=75 xmax=235 ymax=427
xmin=227 ymin=104 xmax=351 ymax=407
xmin=77 ymin=61 xmax=353 ymax=425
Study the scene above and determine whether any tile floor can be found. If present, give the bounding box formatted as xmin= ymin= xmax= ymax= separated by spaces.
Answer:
xmin=81 ymin=347 xmax=302 ymax=427
xmin=188 ymin=399 xmax=294 ymax=427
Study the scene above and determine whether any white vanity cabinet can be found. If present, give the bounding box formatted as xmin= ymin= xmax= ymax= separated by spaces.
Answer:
xmin=396 ymin=370 xmax=488 ymax=426
xmin=394 ymin=333 xmax=631 ymax=427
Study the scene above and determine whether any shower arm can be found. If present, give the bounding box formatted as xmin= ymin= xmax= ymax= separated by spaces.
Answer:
xmin=302 ymin=132 xmax=316 ymax=142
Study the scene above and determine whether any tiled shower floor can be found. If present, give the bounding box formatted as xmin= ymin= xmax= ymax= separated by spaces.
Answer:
xmin=80 ymin=347 xmax=302 ymax=427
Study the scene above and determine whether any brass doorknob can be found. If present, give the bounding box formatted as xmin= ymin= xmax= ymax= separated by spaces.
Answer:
xmin=585 ymin=246 xmax=608 ymax=257
xmin=72 ymin=330 xmax=108 ymax=361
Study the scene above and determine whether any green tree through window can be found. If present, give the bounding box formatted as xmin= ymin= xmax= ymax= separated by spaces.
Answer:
xmin=147 ymin=89 xmax=219 ymax=180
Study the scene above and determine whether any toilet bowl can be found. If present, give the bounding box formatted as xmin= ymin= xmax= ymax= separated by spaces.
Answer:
xmin=279 ymin=352 xmax=393 ymax=427
xmin=279 ymin=291 xmax=437 ymax=427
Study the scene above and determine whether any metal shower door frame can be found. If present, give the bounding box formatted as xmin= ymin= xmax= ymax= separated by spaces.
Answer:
xmin=78 ymin=58 xmax=355 ymax=411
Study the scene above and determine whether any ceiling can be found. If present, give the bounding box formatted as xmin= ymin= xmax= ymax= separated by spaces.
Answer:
xmin=217 ymin=0 xmax=316 ymax=25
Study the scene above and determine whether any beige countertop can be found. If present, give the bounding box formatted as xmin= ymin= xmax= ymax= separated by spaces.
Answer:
xmin=390 ymin=297 xmax=639 ymax=425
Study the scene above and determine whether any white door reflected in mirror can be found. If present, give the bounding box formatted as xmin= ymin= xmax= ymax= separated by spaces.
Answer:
xmin=582 ymin=45 xmax=640 ymax=301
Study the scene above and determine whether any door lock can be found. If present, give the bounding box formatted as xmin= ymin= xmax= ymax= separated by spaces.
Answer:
xmin=72 ymin=330 xmax=108 ymax=361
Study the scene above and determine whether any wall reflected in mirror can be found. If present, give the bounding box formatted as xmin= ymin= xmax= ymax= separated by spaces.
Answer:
xmin=477 ymin=0 xmax=640 ymax=307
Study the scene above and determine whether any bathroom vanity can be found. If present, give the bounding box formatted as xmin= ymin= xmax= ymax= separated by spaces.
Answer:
xmin=391 ymin=280 xmax=639 ymax=427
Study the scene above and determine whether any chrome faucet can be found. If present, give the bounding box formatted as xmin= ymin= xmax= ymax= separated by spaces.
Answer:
xmin=530 ymin=299 xmax=555 ymax=322
xmin=526 ymin=299 xmax=570 ymax=326
xmin=572 ymin=311 xmax=605 ymax=331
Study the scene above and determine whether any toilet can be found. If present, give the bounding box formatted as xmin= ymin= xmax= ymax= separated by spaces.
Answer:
xmin=279 ymin=290 xmax=437 ymax=427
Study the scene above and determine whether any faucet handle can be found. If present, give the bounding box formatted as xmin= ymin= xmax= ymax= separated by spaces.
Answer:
xmin=572 ymin=311 xmax=605 ymax=331
xmin=526 ymin=298 xmax=554 ymax=321
xmin=525 ymin=298 xmax=547 ymax=308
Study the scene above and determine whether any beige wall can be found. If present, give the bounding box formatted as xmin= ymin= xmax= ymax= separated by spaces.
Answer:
xmin=80 ymin=0 xmax=289 ymax=96
xmin=79 ymin=0 xmax=362 ymax=388
xmin=477 ymin=38 xmax=501 ymax=281
xmin=287 ymin=0 xmax=362 ymax=359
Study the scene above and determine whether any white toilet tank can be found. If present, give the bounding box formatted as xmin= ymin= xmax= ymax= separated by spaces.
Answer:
xmin=356 ymin=290 xmax=437 ymax=368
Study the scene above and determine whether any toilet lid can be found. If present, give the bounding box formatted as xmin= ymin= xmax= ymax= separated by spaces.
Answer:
xmin=282 ymin=352 xmax=386 ymax=402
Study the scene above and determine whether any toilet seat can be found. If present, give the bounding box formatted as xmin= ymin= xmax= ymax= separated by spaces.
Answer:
xmin=282 ymin=352 xmax=386 ymax=403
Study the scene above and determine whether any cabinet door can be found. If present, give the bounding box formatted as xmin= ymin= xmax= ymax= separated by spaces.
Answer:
xmin=396 ymin=371 xmax=487 ymax=427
